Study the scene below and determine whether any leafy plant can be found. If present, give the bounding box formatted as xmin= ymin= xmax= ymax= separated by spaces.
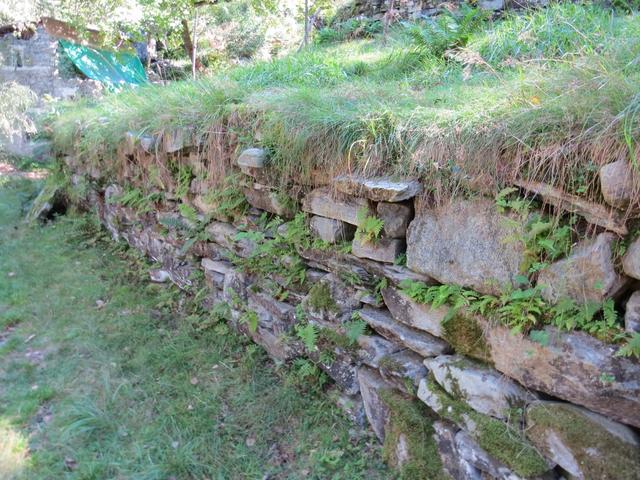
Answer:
xmin=616 ymin=333 xmax=640 ymax=358
xmin=355 ymin=208 xmax=384 ymax=244
xmin=296 ymin=322 xmax=318 ymax=351
xmin=344 ymin=317 xmax=367 ymax=345
xmin=240 ymin=310 xmax=259 ymax=333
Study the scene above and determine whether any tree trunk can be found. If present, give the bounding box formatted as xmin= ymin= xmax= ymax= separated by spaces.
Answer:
xmin=303 ymin=0 xmax=309 ymax=47
xmin=181 ymin=18 xmax=202 ymax=75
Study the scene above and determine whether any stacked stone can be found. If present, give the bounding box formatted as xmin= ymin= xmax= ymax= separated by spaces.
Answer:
xmin=65 ymin=137 xmax=640 ymax=479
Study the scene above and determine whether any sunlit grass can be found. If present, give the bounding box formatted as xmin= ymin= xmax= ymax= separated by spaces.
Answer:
xmin=0 ymin=177 xmax=388 ymax=479
xmin=0 ymin=420 xmax=29 ymax=480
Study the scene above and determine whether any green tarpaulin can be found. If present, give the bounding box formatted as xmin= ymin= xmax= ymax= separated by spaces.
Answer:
xmin=59 ymin=39 xmax=147 ymax=89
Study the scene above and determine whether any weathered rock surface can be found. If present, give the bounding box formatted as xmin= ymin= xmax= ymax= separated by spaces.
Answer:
xmin=302 ymin=273 xmax=362 ymax=325
xmin=302 ymin=187 xmax=372 ymax=225
xmin=334 ymin=175 xmax=422 ymax=202
xmin=351 ymin=237 xmax=405 ymax=264
xmin=309 ymin=215 xmax=356 ymax=244
xmin=358 ymin=366 xmax=393 ymax=441
xmin=417 ymin=378 xmax=552 ymax=479
xmin=163 ymin=128 xmax=188 ymax=153
xmin=139 ymin=134 xmax=156 ymax=152
xmin=357 ymin=334 xmax=403 ymax=368
xmin=382 ymin=286 xmax=447 ymax=338
xmin=201 ymin=258 xmax=235 ymax=276
xmin=425 ymin=355 xmax=537 ymax=420
xmin=299 ymin=246 xmax=435 ymax=288
xmin=358 ymin=307 xmax=451 ymax=357
xmin=625 ymin=291 xmax=640 ymax=332
xmin=243 ymin=184 xmax=296 ymax=219
xmin=454 ymin=430 xmax=525 ymax=480
xmin=377 ymin=202 xmax=412 ymax=238
xmin=406 ymin=199 xmax=527 ymax=296
xmin=537 ymin=233 xmax=629 ymax=304
xmin=526 ymin=401 xmax=640 ymax=480
xmin=432 ymin=421 xmax=482 ymax=480
xmin=622 ymin=237 xmax=640 ymax=280
xmin=484 ymin=324 xmax=640 ymax=428
xmin=599 ymin=160 xmax=636 ymax=209
xmin=311 ymin=348 xmax=360 ymax=395
xmin=206 ymin=221 xmax=256 ymax=257
xmin=378 ymin=349 xmax=427 ymax=393
xmin=237 ymin=147 xmax=267 ymax=169
xmin=515 ymin=180 xmax=628 ymax=235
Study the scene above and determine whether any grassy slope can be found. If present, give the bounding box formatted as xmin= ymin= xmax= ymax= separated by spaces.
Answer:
xmin=0 ymin=175 xmax=388 ymax=480
xmin=51 ymin=3 xmax=640 ymax=204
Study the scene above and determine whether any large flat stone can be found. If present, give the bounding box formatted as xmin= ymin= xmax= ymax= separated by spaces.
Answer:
xmin=358 ymin=307 xmax=451 ymax=357
xmin=425 ymin=355 xmax=537 ymax=420
xmin=406 ymin=199 xmax=527 ymax=296
xmin=599 ymin=160 xmax=637 ymax=209
xmin=357 ymin=334 xmax=403 ymax=368
xmin=357 ymin=366 xmax=393 ymax=441
xmin=484 ymin=323 xmax=640 ymax=428
xmin=432 ymin=421 xmax=482 ymax=480
xmin=351 ymin=237 xmax=405 ymax=264
xmin=243 ymin=184 xmax=296 ymax=219
xmin=622 ymin=237 xmax=640 ymax=280
xmin=378 ymin=349 xmax=427 ymax=394
xmin=298 ymin=246 xmax=435 ymax=288
xmin=334 ymin=174 xmax=422 ymax=202
xmin=526 ymin=401 xmax=640 ymax=480
xmin=537 ymin=232 xmax=629 ymax=304
xmin=302 ymin=187 xmax=372 ymax=225
xmin=382 ymin=286 xmax=447 ymax=338
xmin=515 ymin=180 xmax=628 ymax=235
xmin=237 ymin=147 xmax=267 ymax=169
xmin=454 ymin=430 xmax=526 ymax=480
xmin=309 ymin=216 xmax=356 ymax=244
xmin=377 ymin=202 xmax=412 ymax=238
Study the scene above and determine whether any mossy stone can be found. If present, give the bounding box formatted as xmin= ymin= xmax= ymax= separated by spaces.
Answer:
xmin=379 ymin=390 xmax=448 ymax=480
xmin=441 ymin=312 xmax=492 ymax=363
xmin=527 ymin=402 xmax=640 ymax=480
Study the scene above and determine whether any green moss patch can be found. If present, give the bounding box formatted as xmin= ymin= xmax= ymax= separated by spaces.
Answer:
xmin=426 ymin=379 xmax=549 ymax=478
xmin=379 ymin=390 xmax=448 ymax=480
xmin=527 ymin=403 xmax=640 ymax=480
xmin=307 ymin=282 xmax=338 ymax=313
xmin=441 ymin=312 xmax=492 ymax=363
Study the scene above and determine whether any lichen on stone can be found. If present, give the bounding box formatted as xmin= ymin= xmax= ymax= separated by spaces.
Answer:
xmin=379 ymin=389 xmax=448 ymax=480
xmin=425 ymin=378 xmax=549 ymax=478
xmin=527 ymin=403 xmax=640 ymax=480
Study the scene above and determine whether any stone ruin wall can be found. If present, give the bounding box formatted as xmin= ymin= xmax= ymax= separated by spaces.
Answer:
xmin=59 ymin=127 xmax=640 ymax=480
xmin=0 ymin=25 xmax=87 ymax=100
xmin=353 ymin=0 xmax=550 ymax=19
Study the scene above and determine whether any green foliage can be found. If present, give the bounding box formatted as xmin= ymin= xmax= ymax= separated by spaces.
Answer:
xmin=113 ymin=187 xmax=162 ymax=214
xmin=307 ymin=281 xmax=337 ymax=312
xmin=203 ymin=174 xmax=249 ymax=221
xmin=405 ymin=4 xmax=490 ymax=59
xmin=240 ymin=309 xmax=259 ymax=333
xmin=0 ymin=176 xmax=389 ymax=479
xmin=295 ymin=322 xmax=318 ymax=351
xmin=344 ymin=318 xmax=367 ymax=345
xmin=316 ymin=18 xmax=383 ymax=45
xmin=355 ymin=208 xmax=384 ymax=244
xmin=399 ymin=280 xmax=623 ymax=340
xmin=616 ymin=332 xmax=640 ymax=358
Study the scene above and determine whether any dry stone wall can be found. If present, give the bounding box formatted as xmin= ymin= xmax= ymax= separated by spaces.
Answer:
xmin=57 ymin=128 xmax=640 ymax=480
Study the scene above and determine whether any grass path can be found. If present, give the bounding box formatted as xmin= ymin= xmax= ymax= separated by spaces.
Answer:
xmin=0 ymin=175 xmax=388 ymax=480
